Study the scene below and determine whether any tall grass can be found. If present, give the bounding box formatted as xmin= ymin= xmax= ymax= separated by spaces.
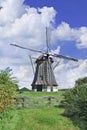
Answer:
xmin=0 ymin=91 xmax=85 ymax=130
xmin=16 ymin=91 xmax=64 ymax=97
xmin=0 ymin=108 xmax=80 ymax=130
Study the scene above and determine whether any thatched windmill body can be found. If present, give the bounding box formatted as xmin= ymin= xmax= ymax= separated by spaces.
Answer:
xmin=10 ymin=28 xmax=78 ymax=92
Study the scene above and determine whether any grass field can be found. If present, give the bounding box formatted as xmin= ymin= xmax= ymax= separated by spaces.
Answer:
xmin=0 ymin=92 xmax=86 ymax=130
xmin=16 ymin=91 xmax=64 ymax=97
xmin=0 ymin=108 xmax=81 ymax=130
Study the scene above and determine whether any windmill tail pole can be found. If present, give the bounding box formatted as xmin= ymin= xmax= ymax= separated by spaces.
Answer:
xmin=29 ymin=55 xmax=35 ymax=75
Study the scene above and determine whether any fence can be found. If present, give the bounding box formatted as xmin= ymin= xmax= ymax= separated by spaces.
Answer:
xmin=13 ymin=96 xmax=61 ymax=109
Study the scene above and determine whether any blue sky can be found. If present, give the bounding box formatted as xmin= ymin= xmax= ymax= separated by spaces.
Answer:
xmin=0 ymin=0 xmax=87 ymax=90
xmin=24 ymin=0 xmax=87 ymax=27
xmin=24 ymin=0 xmax=87 ymax=59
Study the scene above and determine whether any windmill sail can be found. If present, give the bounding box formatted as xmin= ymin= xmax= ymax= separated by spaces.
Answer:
xmin=10 ymin=28 xmax=78 ymax=92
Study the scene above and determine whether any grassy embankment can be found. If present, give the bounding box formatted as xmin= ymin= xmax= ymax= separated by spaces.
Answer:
xmin=0 ymin=91 xmax=86 ymax=130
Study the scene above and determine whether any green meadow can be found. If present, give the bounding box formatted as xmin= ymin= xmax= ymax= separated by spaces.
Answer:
xmin=0 ymin=91 xmax=86 ymax=130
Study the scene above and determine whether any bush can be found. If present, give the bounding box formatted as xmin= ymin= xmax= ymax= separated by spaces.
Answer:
xmin=0 ymin=84 xmax=15 ymax=112
xmin=0 ymin=67 xmax=18 ymax=112
xmin=63 ymin=77 xmax=87 ymax=121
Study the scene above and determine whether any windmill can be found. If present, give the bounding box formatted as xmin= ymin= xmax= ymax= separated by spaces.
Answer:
xmin=10 ymin=28 xmax=78 ymax=92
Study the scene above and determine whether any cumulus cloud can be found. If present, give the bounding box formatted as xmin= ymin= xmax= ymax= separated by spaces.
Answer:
xmin=54 ymin=60 xmax=87 ymax=89
xmin=55 ymin=22 xmax=78 ymax=41
xmin=15 ymin=65 xmax=30 ymax=80
xmin=38 ymin=6 xmax=56 ymax=26
xmin=0 ymin=1 xmax=56 ymax=51
xmin=0 ymin=0 xmax=25 ymax=25
xmin=0 ymin=0 xmax=87 ymax=89
xmin=54 ymin=22 xmax=87 ymax=48
xmin=76 ymin=27 xmax=87 ymax=48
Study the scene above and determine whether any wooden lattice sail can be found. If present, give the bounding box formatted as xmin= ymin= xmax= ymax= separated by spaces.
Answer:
xmin=31 ymin=55 xmax=58 ymax=91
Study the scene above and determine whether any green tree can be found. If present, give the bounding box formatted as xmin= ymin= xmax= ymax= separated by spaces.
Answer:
xmin=0 ymin=67 xmax=18 ymax=112
xmin=63 ymin=77 xmax=87 ymax=121
xmin=75 ymin=77 xmax=87 ymax=85
xmin=0 ymin=67 xmax=18 ymax=86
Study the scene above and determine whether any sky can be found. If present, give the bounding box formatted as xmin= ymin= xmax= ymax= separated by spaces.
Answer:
xmin=0 ymin=0 xmax=87 ymax=90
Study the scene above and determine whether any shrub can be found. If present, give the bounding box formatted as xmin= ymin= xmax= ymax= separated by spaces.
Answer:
xmin=63 ymin=77 xmax=87 ymax=121
xmin=0 ymin=67 xmax=18 ymax=112
xmin=0 ymin=84 xmax=15 ymax=112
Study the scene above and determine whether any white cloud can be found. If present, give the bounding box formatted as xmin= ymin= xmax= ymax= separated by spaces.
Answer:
xmin=54 ymin=60 xmax=87 ymax=89
xmin=76 ymin=27 xmax=87 ymax=48
xmin=54 ymin=22 xmax=87 ymax=48
xmin=0 ymin=0 xmax=25 ymax=25
xmin=14 ymin=65 xmax=34 ymax=89
xmin=38 ymin=6 xmax=56 ymax=27
xmin=55 ymin=22 xmax=78 ymax=41
xmin=15 ymin=65 xmax=29 ymax=79
xmin=0 ymin=1 xmax=56 ymax=50
xmin=0 ymin=0 xmax=87 ymax=89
